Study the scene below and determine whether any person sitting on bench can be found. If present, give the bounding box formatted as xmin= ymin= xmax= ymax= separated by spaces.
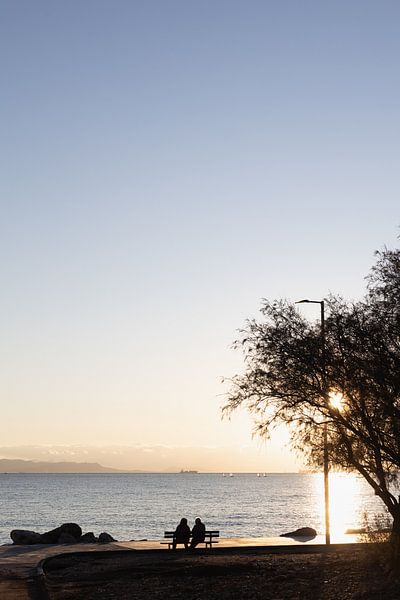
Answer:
xmin=173 ymin=518 xmax=190 ymax=550
xmin=190 ymin=517 xmax=206 ymax=549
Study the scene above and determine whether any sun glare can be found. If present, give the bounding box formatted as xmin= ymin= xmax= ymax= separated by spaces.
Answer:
xmin=328 ymin=473 xmax=360 ymax=540
xmin=329 ymin=390 xmax=345 ymax=411
xmin=312 ymin=472 xmax=375 ymax=542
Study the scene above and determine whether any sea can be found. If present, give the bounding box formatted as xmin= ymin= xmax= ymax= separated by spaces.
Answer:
xmin=0 ymin=472 xmax=392 ymax=545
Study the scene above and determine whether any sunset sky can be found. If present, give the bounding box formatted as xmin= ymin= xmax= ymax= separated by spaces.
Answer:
xmin=1 ymin=1 xmax=399 ymax=471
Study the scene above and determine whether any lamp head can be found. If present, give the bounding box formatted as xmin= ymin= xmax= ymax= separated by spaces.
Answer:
xmin=295 ymin=299 xmax=323 ymax=305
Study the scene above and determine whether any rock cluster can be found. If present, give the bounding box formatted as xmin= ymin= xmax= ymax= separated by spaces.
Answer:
xmin=10 ymin=523 xmax=117 ymax=545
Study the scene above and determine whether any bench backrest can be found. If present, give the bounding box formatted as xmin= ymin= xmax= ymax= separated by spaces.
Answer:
xmin=164 ymin=530 xmax=219 ymax=538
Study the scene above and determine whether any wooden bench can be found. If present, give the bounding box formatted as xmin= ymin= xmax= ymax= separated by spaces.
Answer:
xmin=161 ymin=530 xmax=219 ymax=549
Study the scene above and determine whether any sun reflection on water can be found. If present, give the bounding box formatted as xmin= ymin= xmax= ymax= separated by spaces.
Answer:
xmin=312 ymin=472 xmax=388 ymax=543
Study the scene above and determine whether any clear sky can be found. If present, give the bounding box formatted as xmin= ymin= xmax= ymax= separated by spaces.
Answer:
xmin=1 ymin=1 xmax=399 ymax=471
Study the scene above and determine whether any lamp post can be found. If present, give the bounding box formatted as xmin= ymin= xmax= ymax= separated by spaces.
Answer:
xmin=295 ymin=299 xmax=330 ymax=545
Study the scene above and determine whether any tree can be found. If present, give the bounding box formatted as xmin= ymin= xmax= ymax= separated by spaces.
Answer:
xmin=224 ymin=248 xmax=400 ymax=569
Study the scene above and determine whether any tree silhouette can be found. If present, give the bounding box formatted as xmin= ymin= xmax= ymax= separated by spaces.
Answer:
xmin=224 ymin=248 xmax=400 ymax=569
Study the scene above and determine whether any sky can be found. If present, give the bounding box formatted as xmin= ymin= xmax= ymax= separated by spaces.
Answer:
xmin=1 ymin=1 xmax=399 ymax=472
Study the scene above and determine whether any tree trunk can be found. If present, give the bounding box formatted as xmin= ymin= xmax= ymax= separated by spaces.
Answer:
xmin=390 ymin=506 xmax=400 ymax=574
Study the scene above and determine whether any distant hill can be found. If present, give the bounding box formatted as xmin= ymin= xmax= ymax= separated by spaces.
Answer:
xmin=0 ymin=459 xmax=139 ymax=473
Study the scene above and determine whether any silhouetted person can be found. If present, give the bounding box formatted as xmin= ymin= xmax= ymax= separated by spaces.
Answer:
xmin=190 ymin=517 xmax=206 ymax=549
xmin=173 ymin=518 xmax=190 ymax=550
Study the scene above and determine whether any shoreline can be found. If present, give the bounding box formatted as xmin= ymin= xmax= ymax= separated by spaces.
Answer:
xmin=0 ymin=531 xmax=363 ymax=554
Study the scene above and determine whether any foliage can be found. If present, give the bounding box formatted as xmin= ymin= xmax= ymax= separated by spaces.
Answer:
xmin=359 ymin=510 xmax=391 ymax=570
xmin=359 ymin=510 xmax=391 ymax=544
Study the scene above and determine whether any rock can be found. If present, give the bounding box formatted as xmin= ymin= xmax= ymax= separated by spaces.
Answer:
xmin=10 ymin=523 xmax=86 ymax=545
xmin=345 ymin=527 xmax=367 ymax=534
xmin=98 ymin=532 xmax=116 ymax=543
xmin=40 ymin=523 xmax=82 ymax=544
xmin=80 ymin=532 xmax=98 ymax=543
xmin=58 ymin=532 xmax=78 ymax=544
xmin=346 ymin=527 xmax=390 ymax=534
xmin=280 ymin=527 xmax=317 ymax=538
xmin=10 ymin=530 xmax=43 ymax=545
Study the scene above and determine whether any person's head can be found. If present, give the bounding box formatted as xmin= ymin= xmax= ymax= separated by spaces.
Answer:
xmin=180 ymin=518 xmax=188 ymax=525
xmin=195 ymin=518 xmax=202 ymax=524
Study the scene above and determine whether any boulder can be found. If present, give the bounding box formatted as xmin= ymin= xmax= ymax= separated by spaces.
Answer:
xmin=40 ymin=523 xmax=82 ymax=544
xmin=98 ymin=532 xmax=117 ymax=543
xmin=10 ymin=523 xmax=116 ymax=545
xmin=58 ymin=532 xmax=79 ymax=544
xmin=11 ymin=523 xmax=82 ymax=545
xmin=280 ymin=527 xmax=317 ymax=538
xmin=10 ymin=530 xmax=43 ymax=545
xmin=80 ymin=532 xmax=98 ymax=543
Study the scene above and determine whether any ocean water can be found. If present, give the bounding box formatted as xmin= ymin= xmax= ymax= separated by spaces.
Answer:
xmin=0 ymin=472 xmax=390 ymax=545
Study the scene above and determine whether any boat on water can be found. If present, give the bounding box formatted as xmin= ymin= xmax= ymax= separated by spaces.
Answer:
xmin=179 ymin=469 xmax=198 ymax=474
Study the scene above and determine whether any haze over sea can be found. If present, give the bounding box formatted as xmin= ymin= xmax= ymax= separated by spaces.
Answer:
xmin=1 ymin=472 xmax=390 ymax=545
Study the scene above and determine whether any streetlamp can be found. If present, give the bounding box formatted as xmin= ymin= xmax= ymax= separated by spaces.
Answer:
xmin=295 ymin=299 xmax=330 ymax=545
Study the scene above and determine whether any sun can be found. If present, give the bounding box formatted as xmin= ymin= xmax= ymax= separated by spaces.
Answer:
xmin=329 ymin=390 xmax=345 ymax=411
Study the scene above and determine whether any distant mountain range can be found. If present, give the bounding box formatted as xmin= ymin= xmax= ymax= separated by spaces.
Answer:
xmin=0 ymin=459 xmax=141 ymax=473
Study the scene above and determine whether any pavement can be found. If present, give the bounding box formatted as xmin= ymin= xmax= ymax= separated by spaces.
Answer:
xmin=0 ymin=533 xmax=362 ymax=599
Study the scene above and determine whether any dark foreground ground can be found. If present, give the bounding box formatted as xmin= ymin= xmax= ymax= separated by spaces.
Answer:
xmin=43 ymin=544 xmax=400 ymax=600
